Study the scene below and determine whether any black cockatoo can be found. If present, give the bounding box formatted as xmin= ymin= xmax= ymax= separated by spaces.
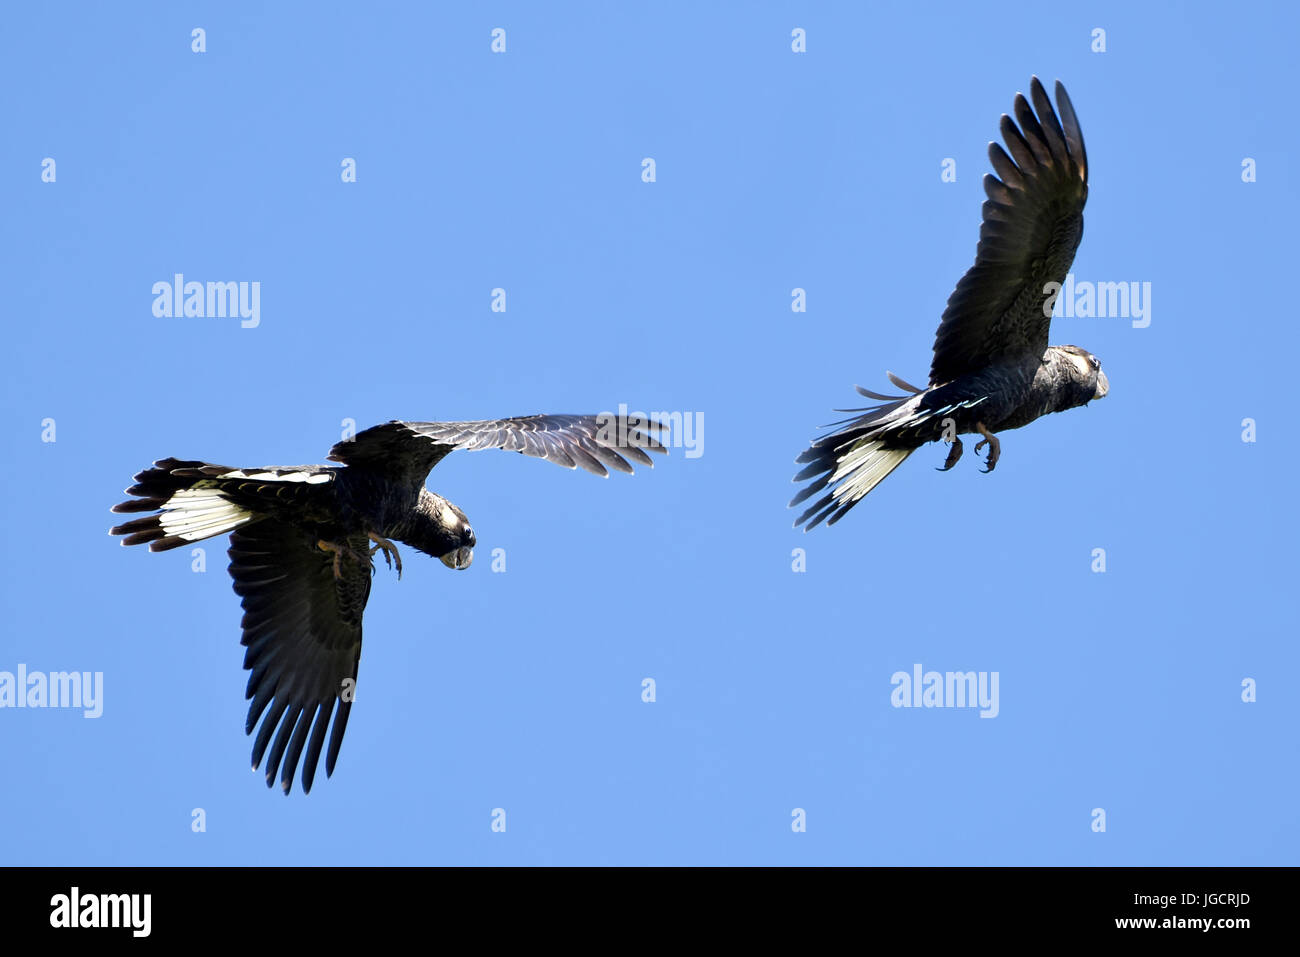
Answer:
xmin=111 ymin=414 xmax=665 ymax=793
xmin=791 ymin=78 xmax=1107 ymax=529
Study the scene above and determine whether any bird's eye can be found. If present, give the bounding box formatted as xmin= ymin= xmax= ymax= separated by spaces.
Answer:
xmin=1089 ymin=356 xmax=1100 ymax=370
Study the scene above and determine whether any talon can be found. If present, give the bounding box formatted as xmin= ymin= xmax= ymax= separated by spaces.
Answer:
xmin=936 ymin=437 xmax=963 ymax=471
xmin=975 ymin=422 xmax=1001 ymax=473
xmin=317 ymin=539 xmax=346 ymax=580
xmin=368 ymin=533 xmax=403 ymax=580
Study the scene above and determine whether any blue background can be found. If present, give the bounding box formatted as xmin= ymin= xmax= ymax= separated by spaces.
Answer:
xmin=2 ymin=1 xmax=1295 ymax=865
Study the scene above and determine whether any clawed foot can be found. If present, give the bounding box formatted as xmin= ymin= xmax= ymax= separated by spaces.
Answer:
xmin=317 ymin=535 xmax=402 ymax=580
xmin=317 ymin=539 xmax=368 ymax=579
xmin=974 ymin=422 xmax=1001 ymax=473
xmin=368 ymin=532 xmax=403 ymax=579
xmin=936 ymin=437 xmax=963 ymax=471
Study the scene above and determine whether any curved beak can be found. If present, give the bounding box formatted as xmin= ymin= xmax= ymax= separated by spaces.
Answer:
xmin=1094 ymin=370 xmax=1109 ymax=399
xmin=439 ymin=546 xmax=474 ymax=570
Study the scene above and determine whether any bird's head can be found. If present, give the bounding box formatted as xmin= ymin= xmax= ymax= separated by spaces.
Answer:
xmin=410 ymin=489 xmax=476 ymax=570
xmin=1049 ymin=345 xmax=1108 ymax=406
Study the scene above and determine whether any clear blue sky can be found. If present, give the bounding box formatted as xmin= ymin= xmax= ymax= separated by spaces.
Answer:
xmin=2 ymin=1 xmax=1296 ymax=865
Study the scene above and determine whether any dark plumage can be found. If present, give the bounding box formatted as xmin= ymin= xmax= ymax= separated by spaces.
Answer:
xmin=791 ymin=77 xmax=1108 ymax=529
xmin=110 ymin=414 xmax=666 ymax=793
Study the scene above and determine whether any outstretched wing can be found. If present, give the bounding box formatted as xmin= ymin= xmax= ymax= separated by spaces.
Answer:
xmin=928 ymin=77 xmax=1088 ymax=386
xmin=228 ymin=519 xmax=370 ymax=795
xmin=326 ymin=414 xmax=669 ymax=485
